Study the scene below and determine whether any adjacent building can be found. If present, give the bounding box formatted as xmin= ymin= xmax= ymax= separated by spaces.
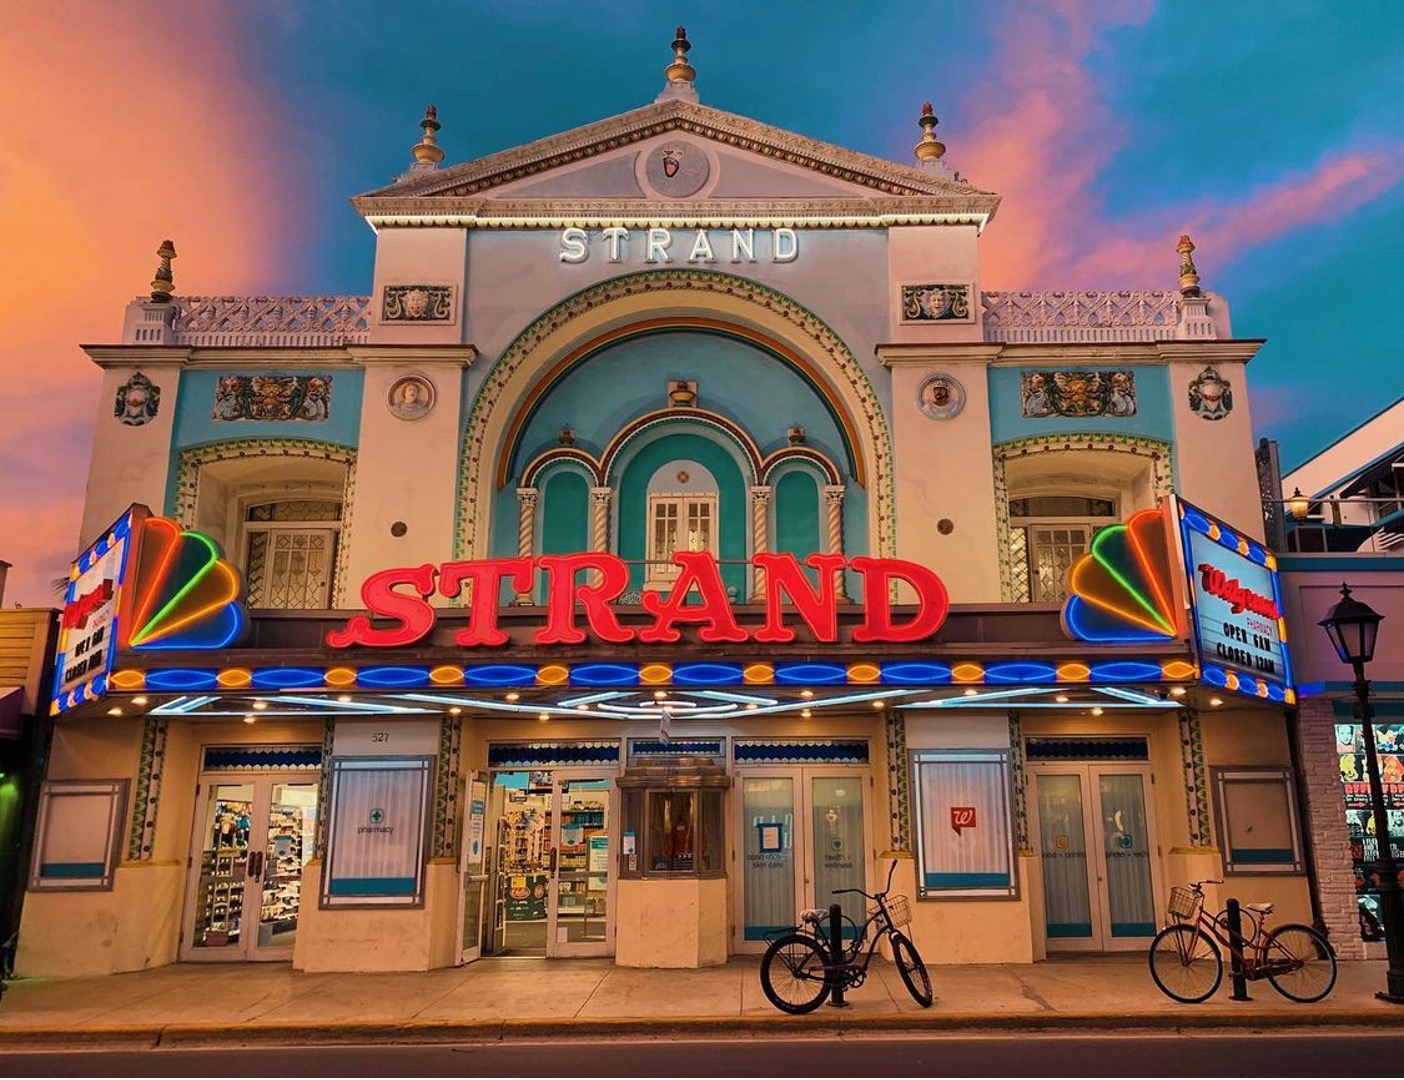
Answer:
xmin=19 ymin=32 xmax=1313 ymax=976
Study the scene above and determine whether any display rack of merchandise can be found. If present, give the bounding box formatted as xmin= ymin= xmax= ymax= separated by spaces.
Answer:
xmin=193 ymin=797 xmax=251 ymax=947
xmin=502 ymin=808 xmax=550 ymax=921
xmin=258 ymin=803 xmax=307 ymax=934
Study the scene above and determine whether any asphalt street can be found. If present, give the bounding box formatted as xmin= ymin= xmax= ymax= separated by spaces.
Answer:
xmin=0 ymin=1031 xmax=1393 ymax=1077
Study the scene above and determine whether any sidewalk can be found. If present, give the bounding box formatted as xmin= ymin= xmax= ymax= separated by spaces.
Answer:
xmin=1 ymin=955 xmax=1401 ymax=1049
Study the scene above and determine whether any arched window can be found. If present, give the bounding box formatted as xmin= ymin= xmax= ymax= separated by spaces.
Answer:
xmin=243 ymin=498 xmax=342 ymax=609
xmin=1009 ymin=495 xmax=1117 ymax=603
xmin=645 ymin=460 xmax=719 ymax=588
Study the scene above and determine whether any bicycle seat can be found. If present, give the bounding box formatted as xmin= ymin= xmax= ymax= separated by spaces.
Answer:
xmin=1245 ymin=902 xmax=1274 ymax=915
xmin=799 ymin=908 xmax=828 ymax=925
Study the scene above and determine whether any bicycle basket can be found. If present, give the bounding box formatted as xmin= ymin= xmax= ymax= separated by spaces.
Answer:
xmin=1167 ymin=885 xmax=1199 ymax=921
xmin=874 ymin=895 xmax=911 ymax=929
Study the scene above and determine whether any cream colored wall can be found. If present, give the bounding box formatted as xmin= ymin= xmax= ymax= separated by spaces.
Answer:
xmin=885 ymin=225 xmax=984 ymax=345
xmin=1168 ymin=356 xmax=1264 ymax=540
xmin=340 ymin=355 xmax=468 ymax=595
xmin=79 ymin=361 xmax=183 ymax=548
xmin=368 ymin=229 xmax=469 ymax=346
xmin=294 ymin=858 xmax=459 ymax=971
xmin=615 ymin=877 xmax=728 ymax=967
xmin=887 ymin=353 xmax=1002 ymax=601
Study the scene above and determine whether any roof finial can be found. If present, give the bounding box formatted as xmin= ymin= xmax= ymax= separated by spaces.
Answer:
xmin=914 ymin=101 xmax=946 ymax=163
xmin=656 ymin=25 xmax=699 ymax=103
xmin=150 ymin=239 xmax=176 ymax=303
xmin=1177 ymin=234 xmax=1201 ymax=297
xmin=411 ymin=104 xmax=445 ymax=168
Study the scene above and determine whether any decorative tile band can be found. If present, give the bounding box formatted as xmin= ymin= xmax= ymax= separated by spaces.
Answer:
xmin=1179 ymin=706 xmax=1211 ymax=847
xmin=126 ymin=715 xmax=168 ymax=861
xmin=432 ymin=714 xmax=463 ymax=860
xmin=1024 ymin=736 xmax=1150 ymax=761
xmin=885 ymin=710 xmax=910 ymax=853
xmin=201 ymin=745 xmax=323 ymax=771
xmin=487 ymin=741 xmax=622 ymax=768
xmin=1009 ymin=712 xmax=1029 ymax=855
xmin=112 ymin=657 xmax=1201 ymax=694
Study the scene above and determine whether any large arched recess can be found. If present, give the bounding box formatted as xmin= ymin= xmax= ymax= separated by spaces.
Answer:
xmin=456 ymin=269 xmax=895 ymax=564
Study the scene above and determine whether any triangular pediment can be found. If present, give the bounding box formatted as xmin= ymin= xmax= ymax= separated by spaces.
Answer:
xmin=354 ymin=98 xmax=1000 ymax=225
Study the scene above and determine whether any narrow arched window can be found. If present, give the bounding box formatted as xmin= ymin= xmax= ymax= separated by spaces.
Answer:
xmin=244 ymin=498 xmax=342 ymax=609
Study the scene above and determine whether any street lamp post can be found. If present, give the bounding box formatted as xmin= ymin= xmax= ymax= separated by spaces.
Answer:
xmin=1319 ymin=583 xmax=1404 ymax=1003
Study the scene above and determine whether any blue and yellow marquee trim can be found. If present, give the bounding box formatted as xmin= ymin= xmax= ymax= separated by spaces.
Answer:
xmin=107 ymin=657 xmax=1201 ymax=695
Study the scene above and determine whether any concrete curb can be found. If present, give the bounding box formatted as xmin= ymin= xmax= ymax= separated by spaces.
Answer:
xmin=4 ymin=1007 xmax=1404 ymax=1050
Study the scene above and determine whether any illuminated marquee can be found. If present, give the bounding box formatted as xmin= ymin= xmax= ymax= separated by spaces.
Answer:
xmin=1062 ymin=507 xmax=1182 ymax=645
xmin=327 ymin=551 xmax=949 ymax=650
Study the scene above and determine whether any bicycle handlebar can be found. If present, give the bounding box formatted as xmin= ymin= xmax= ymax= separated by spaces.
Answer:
xmin=830 ymin=859 xmax=901 ymax=903
xmin=1189 ymin=878 xmax=1225 ymax=892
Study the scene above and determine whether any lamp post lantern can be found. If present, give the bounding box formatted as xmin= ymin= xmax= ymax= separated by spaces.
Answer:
xmin=1319 ymin=583 xmax=1404 ymax=1003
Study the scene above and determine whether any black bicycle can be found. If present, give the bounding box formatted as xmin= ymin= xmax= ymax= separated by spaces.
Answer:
xmin=759 ymin=859 xmax=932 ymax=1014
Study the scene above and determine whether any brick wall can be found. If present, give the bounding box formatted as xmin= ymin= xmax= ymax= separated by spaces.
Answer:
xmin=1297 ymin=697 xmax=1366 ymax=959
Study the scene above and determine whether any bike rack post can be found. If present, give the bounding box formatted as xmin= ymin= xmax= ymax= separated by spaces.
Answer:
xmin=827 ymin=902 xmax=848 ymax=1008
xmin=1226 ymin=898 xmax=1252 ymax=1001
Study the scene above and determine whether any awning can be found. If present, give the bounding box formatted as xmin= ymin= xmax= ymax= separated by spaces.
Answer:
xmin=0 ymin=687 xmax=23 ymax=739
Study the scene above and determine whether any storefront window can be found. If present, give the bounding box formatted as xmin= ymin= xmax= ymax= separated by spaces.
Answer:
xmin=1336 ymin=723 xmax=1404 ymax=941
xmin=911 ymin=750 xmax=1016 ymax=898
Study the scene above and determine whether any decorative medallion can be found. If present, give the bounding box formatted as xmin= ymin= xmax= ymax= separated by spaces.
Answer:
xmin=641 ymin=141 xmax=710 ymax=198
xmin=114 ymin=371 xmax=160 ymax=426
xmin=1188 ymin=365 xmax=1233 ymax=421
xmin=901 ymin=283 xmax=973 ymax=323
xmin=1021 ymin=370 xmax=1136 ymax=419
xmin=917 ymin=373 xmax=965 ymax=420
xmin=381 ymin=284 xmax=455 ymax=323
xmin=1061 ymin=507 xmax=1179 ymax=644
xmin=387 ymin=374 xmax=435 ymax=421
xmin=212 ymin=374 xmax=332 ymax=422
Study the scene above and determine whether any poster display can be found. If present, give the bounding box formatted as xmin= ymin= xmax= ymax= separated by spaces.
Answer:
xmin=1336 ymin=723 xmax=1404 ymax=941
xmin=322 ymin=757 xmax=432 ymax=907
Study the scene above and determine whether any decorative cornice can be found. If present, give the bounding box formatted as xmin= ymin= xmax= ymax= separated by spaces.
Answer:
xmin=346 ymin=345 xmax=478 ymax=366
xmin=354 ymin=197 xmax=995 ymax=230
xmin=360 ymin=99 xmax=998 ymax=206
xmin=171 ymin=295 xmax=371 ymax=347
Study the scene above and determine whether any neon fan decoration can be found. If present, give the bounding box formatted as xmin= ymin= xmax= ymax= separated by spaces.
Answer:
xmin=124 ymin=516 xmax=247 ymax=650
xmin=1062 ymin=507 xmax=1180 ymax=644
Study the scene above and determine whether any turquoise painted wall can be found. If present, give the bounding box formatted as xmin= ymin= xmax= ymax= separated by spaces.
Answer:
xmin=987 ymin=365 xmax=1173 ymax=444
xmin=617 ymin=432 xmax=748 ymax=597
xmin=538 ymin=468 xmax=590 ymax=597
xmin=173 ymin=368 xmax=363 ymax=449
xmin=774 ymin=469 xmax=822 ymax=582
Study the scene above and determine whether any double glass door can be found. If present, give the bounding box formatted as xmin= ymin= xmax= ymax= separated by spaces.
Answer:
xmin=736 ymin=768 xmax=870 ymax=951
xmin=486 ymin=769 xmax=615 ymax=958
xmin=1032 ymin=764 xmax=1160 ymax=952
xmin=182 ymin=773 xmax=319 ymax=961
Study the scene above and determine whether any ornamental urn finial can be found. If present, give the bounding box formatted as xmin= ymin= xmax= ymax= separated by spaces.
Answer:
xmin=665 ymin=25 xmax=696 ymax=84
xmin=150 ymin=239 xmax=177 ymax=303
xmin=914 ymin=101 xmax=946 ymax=163
xmin=411 ymin=104 xmax=445 ymax=167
xmin=1177 ymin=234 xmax=1201 ymax=297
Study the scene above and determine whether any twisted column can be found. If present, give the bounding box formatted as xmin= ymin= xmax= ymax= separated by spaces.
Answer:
xmin=823 ymin=485 xmax=847 ymax=600
xmin=750 ymin=485 xmax=772 ymax=601
xmin=589 ymin=487 xmax=613 ymax=586
xmin=514 ymin=487 xmax=538 ymax=604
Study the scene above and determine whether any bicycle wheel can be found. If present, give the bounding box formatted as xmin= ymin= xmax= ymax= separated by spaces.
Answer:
xmin=1264 ymin=924 xmax=1337 ymax=1003
xmin=760 ymin=933 xmax=832 ymax=1014
xmin=1148 ymin=924 xmax=1222 ymax=1003
xmin=891 ymin=931 xmax=933 ymax=1008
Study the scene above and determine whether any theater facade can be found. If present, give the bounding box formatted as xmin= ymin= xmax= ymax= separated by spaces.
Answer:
xmin=20 ymin=33 xmax=1313 ymax=975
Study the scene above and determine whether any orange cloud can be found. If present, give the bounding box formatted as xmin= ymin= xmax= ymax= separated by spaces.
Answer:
xmin=0 ymin=3 xmax=296 ymax=606
xmin=959 ymin=2 xmax=1404 ymax=291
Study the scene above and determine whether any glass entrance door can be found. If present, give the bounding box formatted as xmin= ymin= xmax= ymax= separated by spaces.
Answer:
xmin=459 ymin=775 xmax=489 ymax=965
xmin=183 ymin=773 xmax=319 ymax=961
xmin=736 ymin=768 xmax=869 ymax=951
xmin=486 ymin=769 xmax=615 ymax=958
xmin=1032 ymin=764 xmax=1159 ymax=952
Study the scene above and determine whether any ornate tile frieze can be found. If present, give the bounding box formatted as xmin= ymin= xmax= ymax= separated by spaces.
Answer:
xmin=212 ymin=374 xmax=332 ymax=422
xmin=173 ymin=296 xmax=370 ymax=347
xmin=1179 ymin=706 xmax=1212 ymax=847
xmin=1020 ymin=370 xmax=1136 ymax=419
xmin=1010 ymin=712 xmax=1030 ymax=855
xmin=125 ymin=715 xmax=168 ymax=861
xmin=433 ymin=714 xmax=464 ymax=859
xmin=885 ymin=711 xmax=911 ymax=853
xmin=382 ymin=284 xmax=456 ymax=323
xmin=900 ymin=283 xmax=973 ymax=323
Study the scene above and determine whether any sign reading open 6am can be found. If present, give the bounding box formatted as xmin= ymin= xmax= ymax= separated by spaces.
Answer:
xmin=1176 ymin=497 xmax=1294 ymax=704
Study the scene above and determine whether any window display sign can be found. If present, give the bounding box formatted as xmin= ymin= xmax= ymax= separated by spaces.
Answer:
xmin=1176 ymin=498 xmax=1294 ymax=704
xmin=1336 ymin=723 xmax=1404 ymax=941
xmin=911 ymin=750 xmax=1015 ymax=898
xmin=321 ymin=757 xmax=432 ymax=907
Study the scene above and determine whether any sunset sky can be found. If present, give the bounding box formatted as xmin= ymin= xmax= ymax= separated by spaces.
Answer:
xmin=2 ymin=1 xmax=1401 ymax=606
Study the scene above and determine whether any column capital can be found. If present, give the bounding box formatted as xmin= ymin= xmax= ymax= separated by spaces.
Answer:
xmin=589 ymin=486 xmax=614 ymax=505
xmin=750 ymin=484 xmax=772 ymax=503
xmin=516 ymin=486 xmax=539 ymax=505
xmin=822 ymin=484 xmax=846 ymax=504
